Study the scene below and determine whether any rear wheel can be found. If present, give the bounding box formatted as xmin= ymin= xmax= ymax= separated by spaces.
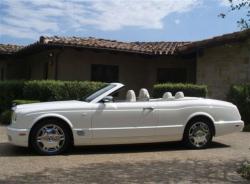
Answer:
xmin=183 ymin=120 xmax=213 ymax=149
xmin=30 ymin=120 xmax=71 ymax=155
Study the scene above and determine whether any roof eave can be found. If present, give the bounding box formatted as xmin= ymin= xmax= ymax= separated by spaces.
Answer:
xmin=178 ymin=29 xmax=250 ymax=53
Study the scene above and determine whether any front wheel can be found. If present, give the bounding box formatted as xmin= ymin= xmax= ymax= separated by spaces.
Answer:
xmin=183 ymin=120 xmax=213 ymax=149
xmin=30 ymin=120 xmax=71 ymax=155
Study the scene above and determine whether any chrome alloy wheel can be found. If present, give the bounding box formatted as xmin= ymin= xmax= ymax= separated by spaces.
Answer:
xmin=188 ymin=122 xmax=211 ymax=148
xmin=36 ymin=124 xmax=65 ymax=153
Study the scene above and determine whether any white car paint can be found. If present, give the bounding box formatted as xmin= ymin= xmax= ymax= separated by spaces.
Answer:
xmin=7 ymin=83 xmax=244 ymax=147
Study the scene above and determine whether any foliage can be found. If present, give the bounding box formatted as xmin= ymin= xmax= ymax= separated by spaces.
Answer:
xmin=0 ymin=80 xmax=105 ymax=113
xmin=219 ymin=0 xmax=250 ymax=30
xmin=0 ymin=110 xmax=12 ymax=125
xmin=23 ymin=80 xmax=105 ymax=101
xmin=153 ymin=83 xmax=208 ymax=98
xmin=0 ymin=100 xmax=40 ymax=125
xmin=0 ymin=81 xmax=25 ymax=113
xmin=243 ymin=124 xmax=250 ymax=132
xmin=12 ymin=99 xmax=40 ymax=105
xmin=238 ymin=161 xmax=250 ymax=180
xmin=227 ymin=84 xmax=250 ymax=126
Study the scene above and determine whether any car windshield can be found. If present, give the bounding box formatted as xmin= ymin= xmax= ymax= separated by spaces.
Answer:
xmin=83 ymin=84 xmax=115 ymax=102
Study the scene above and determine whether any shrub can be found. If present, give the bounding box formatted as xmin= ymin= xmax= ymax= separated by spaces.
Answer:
xmin=227 ymin=84 xmax=250 ymax=128
xmin=238 ymin=161 xmax=250 ymax=180
xmin=0 ymin=80 xmax=105 ymax=114
xmin=0 ymin=81 xmax=25 ymax=112
xmin=244 ymin=124 xmax=250 ymax=132
xmin=153 ymin=83 xmax=208 ymax=98
xmin=23 ymin=80 xmax=105 ymax=101
xmin=0 ymin=110 xmax=12 ymax=125
xmin=12 ymin=99 xmax=40 ymax=105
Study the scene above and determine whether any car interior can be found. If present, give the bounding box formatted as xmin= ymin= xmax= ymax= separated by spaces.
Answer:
xmin=112 ymin=88 xmax=185 ymax=103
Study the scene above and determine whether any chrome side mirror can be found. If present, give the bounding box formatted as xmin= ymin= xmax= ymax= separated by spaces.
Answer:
xmin=102 ymin=96 xmax=113 ymax=103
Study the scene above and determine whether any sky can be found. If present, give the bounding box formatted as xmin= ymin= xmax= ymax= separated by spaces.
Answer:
xmin=0 ymin=0 xmax=247 ymax=45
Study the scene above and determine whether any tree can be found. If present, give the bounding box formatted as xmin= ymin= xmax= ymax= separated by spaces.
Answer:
xmin=219 ymin=0 xmax=250 ymax=30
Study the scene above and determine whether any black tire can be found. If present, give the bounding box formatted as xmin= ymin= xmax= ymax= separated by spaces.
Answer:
xmin=29 ymin=119 xmax=71 ymax=155
xmin=183 ymin=119 xmax=213 ymax=149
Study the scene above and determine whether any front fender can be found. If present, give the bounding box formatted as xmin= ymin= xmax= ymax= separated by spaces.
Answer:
xmin=30 ymin=113 xmax=74 ymax=129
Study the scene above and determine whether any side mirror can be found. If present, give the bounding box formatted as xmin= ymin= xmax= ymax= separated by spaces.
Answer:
xmin=102 ymin=96 xmax=113 ymax=103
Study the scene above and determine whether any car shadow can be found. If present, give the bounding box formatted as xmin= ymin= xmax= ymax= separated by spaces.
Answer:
xmin=0 ymin=141 xmax=230 ymax=157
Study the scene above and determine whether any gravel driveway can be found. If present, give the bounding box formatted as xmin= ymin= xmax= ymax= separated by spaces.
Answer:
xmin=0 ymin=126 xmax=249 ymax=184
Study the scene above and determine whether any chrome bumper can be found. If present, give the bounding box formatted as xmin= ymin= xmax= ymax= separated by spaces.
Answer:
xmin=214 ymin=120 xmax=244 ymax=136
xmin=7 ymin=127 xmax=29 ymax=147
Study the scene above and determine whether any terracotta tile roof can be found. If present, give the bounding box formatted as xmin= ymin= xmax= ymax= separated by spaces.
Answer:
xmin=1 ymin=29 xmax=249 ymax=56
xmin=179 ymin=29 xmax=250 ymax=52
xmin=0 ymin=44 xmax=24 ymax=55
xmin=38 ymin=36 xmax=189 ymax=55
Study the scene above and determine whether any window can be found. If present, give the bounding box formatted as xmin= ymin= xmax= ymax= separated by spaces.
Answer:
xmin=0 ymin=67 xmax=4 ymax=81
xmin=91 ymin=64 xmax=119 ymax=83
xmin=43 ymin=62 xmax=49 ymax=79
xmin=157 ymin=68 xmax=187 ymax=83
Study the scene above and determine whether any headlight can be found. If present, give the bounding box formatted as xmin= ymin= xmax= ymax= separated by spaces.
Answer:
xmin=11 ymin=112 xmax=17 ymax=123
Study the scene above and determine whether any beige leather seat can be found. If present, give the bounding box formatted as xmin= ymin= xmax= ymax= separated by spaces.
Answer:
xmin=126 ymin=90 xmax=136 ymax=102
xmin=175 ymin=92 xmax=184 ymax=99
xmin=138 ymin=88 xmax=150 ymax=101
xmin=162 ymin=92 xmax=173 ymax=100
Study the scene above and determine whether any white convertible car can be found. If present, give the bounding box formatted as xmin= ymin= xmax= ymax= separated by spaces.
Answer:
xmin=7 ymin=83 xmax=244 ymax=155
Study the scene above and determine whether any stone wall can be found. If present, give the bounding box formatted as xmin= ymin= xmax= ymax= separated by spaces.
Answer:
xmin=196 ymin=38 xmax=250 ymax=99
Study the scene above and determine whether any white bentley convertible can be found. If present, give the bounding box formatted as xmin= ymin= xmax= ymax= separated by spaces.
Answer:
xmin=7 ymin=83 xmax=244 ymax=155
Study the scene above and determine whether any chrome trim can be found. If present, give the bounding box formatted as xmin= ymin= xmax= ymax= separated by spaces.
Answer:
xmin=84 ymin=125 xmax=183 ymax=131
xmin=214 ymin=120 xmax=244 ymax=125
xmin=7 ymin=127 xmax=29 ymax=132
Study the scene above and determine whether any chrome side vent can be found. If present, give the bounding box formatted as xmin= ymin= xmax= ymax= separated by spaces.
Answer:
xmin=77 ymin=130 xmax=85 ymax=136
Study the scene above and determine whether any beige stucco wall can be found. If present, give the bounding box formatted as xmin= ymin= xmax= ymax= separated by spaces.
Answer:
xmin=25 ymin=48 xmax=195 ymax=95
xmin=0 ymin=57 xmax=27 ymax=80
xmin=27 ymin=49 xmax=57 ymax=80
xmin=197 ymin=38 xmax=250 ymax=99
xmin=6 ymin=59 xmax=27 ymax=80
xmin=56 ymin=48 xmax=195 ymax=94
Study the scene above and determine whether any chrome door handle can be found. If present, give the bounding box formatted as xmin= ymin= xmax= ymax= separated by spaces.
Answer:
xmin=143 ymin=107 xmax=154 ymax=111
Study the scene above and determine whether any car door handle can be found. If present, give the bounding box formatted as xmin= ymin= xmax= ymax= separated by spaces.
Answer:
xmin=143 ymin=107 xmax=154 ymax=111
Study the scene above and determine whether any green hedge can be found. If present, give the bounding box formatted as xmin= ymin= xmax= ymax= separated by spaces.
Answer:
xmin=0 ymin=81 xmax=25 ymax=112
xmin=0 ymin=80 xmax=105 ymax=113
xmin=227 ymin=84 xmax=250 ymax=126
xmin=153 ymin=83 xmax=208 ymax=98
xmin=12 ymin=99 xmax=40 ymax=105
xmin=23 ymin=80 xmax=105 ymax=101
xmin=0 ymin=110 xmax=12 ymax=125
xmin=0 ymin=100 xmax=40 ymax=125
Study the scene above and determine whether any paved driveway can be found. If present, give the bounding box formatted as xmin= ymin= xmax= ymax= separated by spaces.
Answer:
xmin=0 ymin=126 xmax=249 ymax=184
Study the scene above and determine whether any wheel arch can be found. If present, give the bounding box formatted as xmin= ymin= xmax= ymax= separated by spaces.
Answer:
xmin=184 ymin=112 xmax=216 ymax=137
xmin=28 ymin=114 xmax=74 ymax=147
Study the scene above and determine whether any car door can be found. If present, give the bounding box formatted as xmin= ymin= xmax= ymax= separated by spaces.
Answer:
xmin=91 ymin=101 xmax=157 ymax=144
xmin=155 ymin=100 xmax=185 ymax=141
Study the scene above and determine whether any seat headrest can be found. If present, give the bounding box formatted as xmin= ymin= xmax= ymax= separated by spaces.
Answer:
xmin=162 ymin=92 xmax=173 ymax=100
xmin=126 ymin=90 xmax=136 ymax=102
xmin=138 ymin=88 xmax=150 ymax=101
xmin=175 ymin=92 xmax=184 ymax=99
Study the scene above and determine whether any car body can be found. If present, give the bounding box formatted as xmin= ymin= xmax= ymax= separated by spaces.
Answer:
xmin=7 ymin=83 xmax=244 ymax=155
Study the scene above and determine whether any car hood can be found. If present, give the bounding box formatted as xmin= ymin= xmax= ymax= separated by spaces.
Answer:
xmin=14 ymin=100 xmax=88 ymax=113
